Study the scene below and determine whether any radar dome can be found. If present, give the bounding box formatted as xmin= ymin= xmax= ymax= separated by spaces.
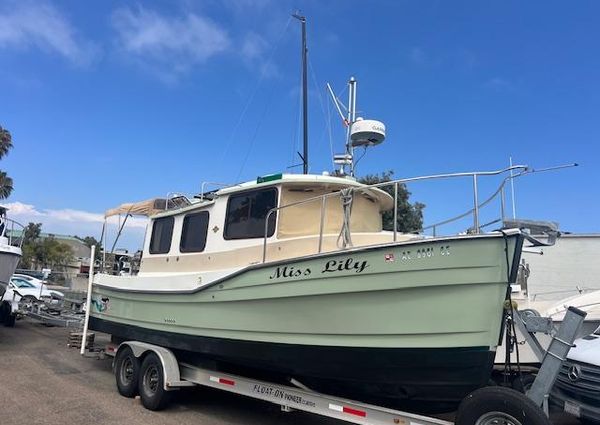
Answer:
xmin=350 ymin=119 xmax=386 ymax=147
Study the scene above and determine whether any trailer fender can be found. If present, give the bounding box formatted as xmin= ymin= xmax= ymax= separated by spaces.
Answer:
xmin=117 ymin=341 xmax=194 ymax=391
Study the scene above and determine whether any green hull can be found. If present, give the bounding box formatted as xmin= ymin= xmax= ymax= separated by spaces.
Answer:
xmin=91 ymin=233 xmax=522 ymax=350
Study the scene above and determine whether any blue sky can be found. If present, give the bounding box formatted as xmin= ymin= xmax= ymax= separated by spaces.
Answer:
xmin=1 ymin=0 xmax=598 ymax=248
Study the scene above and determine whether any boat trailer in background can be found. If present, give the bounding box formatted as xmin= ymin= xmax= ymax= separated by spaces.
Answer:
xmin=20 ymin=292 xmax=86 ymax=328
xmin=88 ymin=307 xmax=586 ymax=425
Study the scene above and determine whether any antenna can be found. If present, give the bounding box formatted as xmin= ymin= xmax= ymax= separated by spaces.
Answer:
xmin=509 ymin=156 xmax=516 ymax=219
xmin=327 ymin=77 xmax=386 ymax=176
xmin=292 ymin=13 xmax=308 ymax=174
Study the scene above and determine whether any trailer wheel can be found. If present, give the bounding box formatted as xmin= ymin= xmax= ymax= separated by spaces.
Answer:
xmin=455 ymin=386 xmax=550 ymax=425
xmin=19 ymin=295 xmax=36 ymax=310
xmin=520 ymin=308 xmax=541 ymax=318
xmin=138 ymin=352 xmax=171 ymax=411
xmin=4 ymin=313 xmax=16 ymax=327
xmin=115 ymin=346 xmax=140 ymax=397
xmin=0 ymin=302 xmax=8 ymax=323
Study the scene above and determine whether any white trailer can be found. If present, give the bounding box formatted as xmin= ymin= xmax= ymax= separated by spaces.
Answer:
xmin=95 ymin=307 xmax=586 ymax=425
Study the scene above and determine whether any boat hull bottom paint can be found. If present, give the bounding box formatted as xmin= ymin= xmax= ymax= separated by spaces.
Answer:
xmin=90 ymin=317 xmax=495 ymax=413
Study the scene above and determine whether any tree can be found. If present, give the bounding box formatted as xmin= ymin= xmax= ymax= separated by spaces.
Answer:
xmin=0 ymin=125 xmax=14 ymax=199
xmin=41 ymin=236 xmax=74 ymax=269
xmin=359 ymin=171 xmax=425 ymax=233
xmin=0 ymin=126 xmax=13 ymax=159
xmin=77 ymin=235 xmax=102 ymax=261
xmin=18 ymin=224 xmax=74 ymax=270
xmin=19 ymin=222 xmax=42 ymax=268
xmin=0 ymin=171 xmax=13 ymax=200
xmin=23 ymin=222 xmax=42 ymax=244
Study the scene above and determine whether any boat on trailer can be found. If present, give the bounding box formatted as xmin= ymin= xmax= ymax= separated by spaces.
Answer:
xmin=87 ymin=15 xmax=561 ymax=411
xmin=89 ymin=167 xmax=530 ymax=412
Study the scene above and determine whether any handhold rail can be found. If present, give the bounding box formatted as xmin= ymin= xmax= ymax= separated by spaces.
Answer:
xmin=2 ymin=218 xmax=25 ymax=248
xmin=262 ymin=165 xmax=530 ymax=263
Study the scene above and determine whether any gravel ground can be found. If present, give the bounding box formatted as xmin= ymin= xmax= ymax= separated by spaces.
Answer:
xmin=0 ymin=318 xmax=583 ymax=425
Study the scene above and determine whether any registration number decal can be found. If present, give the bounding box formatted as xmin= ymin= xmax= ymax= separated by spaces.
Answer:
xmin=401 ymin=245 xmax=450 ymax=261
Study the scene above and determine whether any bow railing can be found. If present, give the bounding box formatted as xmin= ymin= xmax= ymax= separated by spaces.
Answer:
xmin=2 ymin=218 xmax=26 ymax=248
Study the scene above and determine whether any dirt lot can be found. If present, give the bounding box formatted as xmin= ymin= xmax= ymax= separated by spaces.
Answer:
xmin=0 ymin=318 xmax=582 ymax=425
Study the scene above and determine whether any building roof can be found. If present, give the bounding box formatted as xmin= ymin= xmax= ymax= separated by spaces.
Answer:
xmin=6 ymin=230 xmax=91 ymax=259
xmin=6 ymin=229 xmax=83 ymax=242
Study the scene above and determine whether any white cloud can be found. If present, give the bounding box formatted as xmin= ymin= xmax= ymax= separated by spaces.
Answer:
xmin=4 ymin=202 xmax=148 ymax=235
xmin=5 ymin=202 xmax=44 ymax=217
xmin=0 ymin=1 xmax=97 ymax=66
xmin=239 ymin=31 xmax=279 ymax=78
xmin=485 ymin=77 xmax=515 ymax=92
xmin=111 ymin=6 xmax=230 ymax=81
xmin=5 ymin=202 xmax=147 ymax=229
xmin=241 ymin=32 xmax=267 ymax=62
xmin=410 ymin=47 xmax=426 ymax=65
xmin=5 ymin=201 xmax=148 ymax=251
xmin=221 ymin=0 xmax=272 ymax=15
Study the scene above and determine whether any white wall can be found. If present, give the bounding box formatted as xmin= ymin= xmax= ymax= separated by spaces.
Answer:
xmin=522 ymin=234 xmax=600 ymax=301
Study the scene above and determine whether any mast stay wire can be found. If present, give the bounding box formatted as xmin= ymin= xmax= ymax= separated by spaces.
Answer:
xmin=326 ymin=94 xmax=335 ymax=170
xmin=308 ymin=57 xmax=335 ymax=171
xmin=220 ymin=16 xmax=293 ymax=166
xmin=236 ymin=88 xmax=277 ymax=182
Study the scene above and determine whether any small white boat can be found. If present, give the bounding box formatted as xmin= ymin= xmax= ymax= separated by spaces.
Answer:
xmin=544 ymin=290 xmax=600 ymax=336
xmin=0 ymin=205 xmax=23 ymax=295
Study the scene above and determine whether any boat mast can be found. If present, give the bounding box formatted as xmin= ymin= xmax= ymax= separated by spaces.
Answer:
xmin=293 ymin=13 xmax=309 ymax=174
xmin=347 ymin=77 xmax=357 ymax=177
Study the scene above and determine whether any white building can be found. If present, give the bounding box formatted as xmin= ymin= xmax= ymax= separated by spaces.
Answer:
xmin=521 ymin=234 xmax=600 ymax=301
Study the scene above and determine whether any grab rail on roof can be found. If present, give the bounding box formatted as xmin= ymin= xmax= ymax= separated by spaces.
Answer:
xmin=261 ymin=165 xmax=531 ymax=263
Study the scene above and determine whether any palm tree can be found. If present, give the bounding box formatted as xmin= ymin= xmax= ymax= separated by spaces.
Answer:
xmin=0 ymin=126 xmax=13 ymax=160
xmin=0 ymin=171 xmax=14 ymax=199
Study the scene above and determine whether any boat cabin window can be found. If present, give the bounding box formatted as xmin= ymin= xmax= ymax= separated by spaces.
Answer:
xmin=180 ymin=211 xmax=210 ymax=252
xmin=149 ymin=216 xmax=174 ymax=254
xmin=224 ymin=188 xmax=278 ymax=240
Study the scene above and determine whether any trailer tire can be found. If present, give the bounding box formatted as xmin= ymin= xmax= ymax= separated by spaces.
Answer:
xmin=138 ymin=352 xmax=171 ymax=411
xmin=0 ymin=301 xmax=8 ymax=323
xmin=19 ymin=295 xmax=36 ymax=310
xmin=115 ymin=346 xmax=140 ymax=397
xmin=455 ymin=386 xmax=550 ymax=425
xmin=520 ymin=308 xmax=541 ymax=318
xmin=4 ymin=313 xmax=16 ymax=327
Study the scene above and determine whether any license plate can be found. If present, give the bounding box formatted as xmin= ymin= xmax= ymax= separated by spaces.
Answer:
xmin=564 ymin=400 xmax=581 ymax=417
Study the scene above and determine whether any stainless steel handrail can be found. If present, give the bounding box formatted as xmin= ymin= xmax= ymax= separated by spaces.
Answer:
xmin=199 ymin=182 xmax=241 ymax=201
xmin=422 ymin=173 xmax=517 ymax=235
xmin=4 ymin=218 xmax=25 ymax=248
xmin=261 ymin=165 xmax=529 ymax=262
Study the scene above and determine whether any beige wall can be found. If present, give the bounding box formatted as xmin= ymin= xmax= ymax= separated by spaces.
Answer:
xmin=278 ymin=188 xmax=382 ymax=238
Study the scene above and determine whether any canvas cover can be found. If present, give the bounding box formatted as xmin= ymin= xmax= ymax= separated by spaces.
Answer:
xmin=104 ymin=198 xmax=170 ymax=218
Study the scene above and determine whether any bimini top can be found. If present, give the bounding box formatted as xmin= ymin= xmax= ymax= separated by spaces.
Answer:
xmin=104 ymin=197 xmax=191 ymax=218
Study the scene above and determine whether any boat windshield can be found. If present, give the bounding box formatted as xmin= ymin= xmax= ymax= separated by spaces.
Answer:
xmin=594 ymin=326 xmax=600 ymax=336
